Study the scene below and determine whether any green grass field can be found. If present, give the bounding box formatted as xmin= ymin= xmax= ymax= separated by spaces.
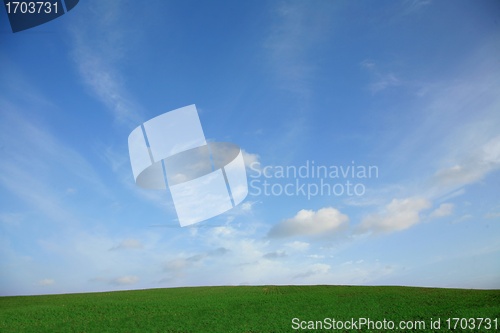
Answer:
xmin=1 ymin=285 xmax=499 ymax=332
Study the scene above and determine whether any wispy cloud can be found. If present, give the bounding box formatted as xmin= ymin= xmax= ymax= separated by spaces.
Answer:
xmin=370 ymin=73 xmax=401 ymax=93
xmin=68 ymin=0 xmax=143 ymax=127
xmin=360 ymin=59 xmax=401 ymax=93
xmin=404 ymin=0 xmax=433 ymax=14
xmin=385 ymin=41 xmax=500 ymax=183
xmin=0 ymin=106 xmax=108 ymax=223
xmin=451 ymin=214 xmax=473 ymax=224
xmin=358 ymin=41 xmax=500 ymax=234
xmin=433 ymin=136 xmax=500 ymax=191
xmin=265 ymin=1 xmax=335 ymax=98
xmin=429 ymin=203 xmax=454 ymax=218
xmin=357 ymin=197 xmax=431 ymax=234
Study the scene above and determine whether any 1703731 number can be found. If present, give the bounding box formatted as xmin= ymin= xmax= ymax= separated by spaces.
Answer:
xmin=5 ymin=1 xmax=58 ymax=14
xmin=4 ymin=0 xmax=79 ymax=32
xmin=445 ymin=318 xmax=498 ymax=330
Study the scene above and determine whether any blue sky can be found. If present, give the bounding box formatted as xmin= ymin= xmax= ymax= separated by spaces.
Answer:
xmin=1 ymin=0 xmax=499 ymax=296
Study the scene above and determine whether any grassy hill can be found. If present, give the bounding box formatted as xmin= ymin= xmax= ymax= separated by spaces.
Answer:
xmin=1 ymin=285 xmax=499 ymax=332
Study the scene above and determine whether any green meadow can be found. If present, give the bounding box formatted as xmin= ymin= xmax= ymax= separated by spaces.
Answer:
xmin=1 ymin=285 xmax=499 ymax=332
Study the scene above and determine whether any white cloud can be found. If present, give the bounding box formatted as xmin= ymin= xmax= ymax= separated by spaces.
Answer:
xmin=358 ymin=197 xmax=432 ymax=234
xmin=430 ymin=203 xmax=454 ymax=218
xmin=111 ymin=276 xmax=139 ymax=286
xmin=240 ymin=201 xmax=253 ymax=212
xmin=211 ymin=226 xmax=235 ymax=237
xmin=268 ymin=207 xmax=349 ymax=238
xmin=242 ymin=150 xmax=260 ymax=169
xmin=285 ymin=241 xmax=310 ymax=251
xmin=37 ymin=279 xmax=55 ymax=286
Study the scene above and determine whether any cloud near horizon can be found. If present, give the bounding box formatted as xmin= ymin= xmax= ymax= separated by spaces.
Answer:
xmin=111 ymin=276 xmax=139 ymax=286
xmin=37 ymin=279 xmax=55 ymax=286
